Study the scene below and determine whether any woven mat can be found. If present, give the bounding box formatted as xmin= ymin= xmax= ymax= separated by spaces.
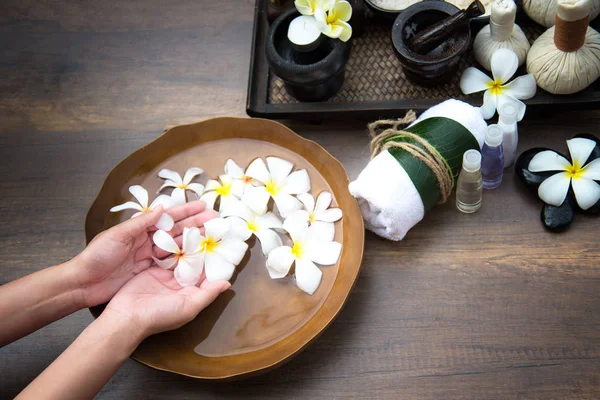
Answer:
xmin=268 ymin=17 xmax=545 ymax=105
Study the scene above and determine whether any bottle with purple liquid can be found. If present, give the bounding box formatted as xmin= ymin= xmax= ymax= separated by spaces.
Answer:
xmin=481 ymin=124 xmax=504 ymax=189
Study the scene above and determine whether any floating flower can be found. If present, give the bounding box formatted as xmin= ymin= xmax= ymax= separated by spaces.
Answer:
xmin=315 ymin=0 xmax=352 ymax=42
xmin=529 ymin=138 xmax=600 ymax=210
xmin=152 ymin=227 xmax=205 ymax=287
xmin=200 ymin=174 xmax=244 ymax=212
xmin=199 ymin=218 xmax=248 ymax=282
xmin=266 ymin=219 xmax=342 ymax=295
xmin=242 ymin=157 xmax=311 ymax=217
xmin=221 ymin=199 xmax=283 ymax=256
xmin=285 ymin=191 xmax=342 ymax=242
xmin=110 ymin=185 xmax=175 ymax=231
xmin=460 ymin=48 xmax=536 ymax=121
xmin=224 ymin=159 xmax=258 ymax=194
xmin=157 ymin=167 xmax=204 ymax=205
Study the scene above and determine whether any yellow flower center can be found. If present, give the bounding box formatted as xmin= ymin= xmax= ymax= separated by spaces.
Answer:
xmin=200 ymin=237 xmax=218 ymax=253
xmin=566 ymin=162 xmax=583 ymax=180
xmin=174 ymin=250 xmax=185 ymax=260
xmin=216 ymin=182 xmax=232 ymax=196
xmin=487 ymin=80 xmax=505 ymax=96
xmin=242 ymin=175 xmax=253 ymax=184
xmin=265 ymin=180 xmax=281 ymax=196
xmin=308 ymin=213 xmax=316 ymax=224
xmin=177 ymin=183 xmax=188 ymax=189
xmin=247 ymin=221 xmax=259 ymax=233
xmin=291 ymin=241 xmax=304 ymax=258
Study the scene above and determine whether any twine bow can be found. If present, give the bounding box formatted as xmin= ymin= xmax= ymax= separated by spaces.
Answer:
xmin=368 ymin=110 xmax=454 ymax=204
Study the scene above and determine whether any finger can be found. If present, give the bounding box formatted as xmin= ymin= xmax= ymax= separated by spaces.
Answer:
xmin=186 ymin=280 xmax=230 ymax=315
xmin=116 ymin=206 xmax=163 ymax=239
xmin=166 ymin=200 xmax=207 ymax=223
xmin=169 ymin=209 xmax=218 ymax=237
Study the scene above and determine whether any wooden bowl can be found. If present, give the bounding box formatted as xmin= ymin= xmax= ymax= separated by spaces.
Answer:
xmin=85 ymin=117 xmax=365 ymax=380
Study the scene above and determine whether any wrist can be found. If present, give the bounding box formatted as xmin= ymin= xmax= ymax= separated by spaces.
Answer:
xmin=91 ymin=309 xmax=147 ymax=359
xmin=62 ymin=258 xmax=90 ymax=310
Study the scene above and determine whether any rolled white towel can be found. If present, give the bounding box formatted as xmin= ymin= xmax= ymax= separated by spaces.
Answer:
xmin=349 ymin=99 xmax=488 ymax=241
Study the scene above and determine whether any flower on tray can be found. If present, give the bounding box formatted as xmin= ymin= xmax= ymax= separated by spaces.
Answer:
xmin=221 ymin=199 xmax=283 ymax=256
xmin=315 ymin=0 xmax=352 ymax=42
xmin=242 ymin=157 xmax=311 ymax=218
xmin=110 ymin=185 xmax=175 ymax=231
xmin=266 ymin=214 xmax=342 ymax=295
xmin=201 ymin=174 xmax=244 ymax=212
xmin=460 ymin=48 xmax=536 ymax=121
xmin=224 ymin=159 xmax=259 ymax=194
xmin=157 ymin=167 xmax=204 ymax=205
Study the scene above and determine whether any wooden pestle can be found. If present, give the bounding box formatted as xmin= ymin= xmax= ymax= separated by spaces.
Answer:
xmin=408 ymin=0 xmax=485 ymax=55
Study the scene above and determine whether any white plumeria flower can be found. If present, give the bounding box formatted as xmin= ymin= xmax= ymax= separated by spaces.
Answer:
xmin=529 ymin=138 xmax=600 ymax=210
xmin=460 ymin=48 xmax=536 ymax=121
xmin=315 ymin=0 xmax=353 ymax=42
xmin=197 ymin=218 xmax=249 ymax=282
xmin=110 ymin=185 xmax=175 ymax=231
xmin=224 ymin=159 xmax=258 ymax=194
xmin=285 ymin=191 xmax=343 ymax=243
xmin=152 ymin=227 xmax=205 ymax=287
xmin=294 ymin=0 xmax=325 ymax=15
xmin=266 ymin=218 xmax=341 ymax=295
xmin=157 ymin=167 xmax=204 ymax=205
xmin=221 ymin=199 xmax=283 ymax=256
xmin=242 ymin=157 xmax=311 ymax=217
xmin=200 ymin=174 xmax=244 ymax=212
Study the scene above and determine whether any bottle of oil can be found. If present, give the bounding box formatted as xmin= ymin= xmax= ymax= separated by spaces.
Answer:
xmin=456 ymin=149 xmax=483 ymax=213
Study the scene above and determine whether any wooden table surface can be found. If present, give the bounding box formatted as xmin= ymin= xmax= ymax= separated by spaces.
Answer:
xmin=1 ymin=1 xmax=599 ymax=399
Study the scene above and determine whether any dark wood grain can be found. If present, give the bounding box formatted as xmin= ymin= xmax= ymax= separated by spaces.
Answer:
xmin=0 ymin=1 xmax=599 ymax=399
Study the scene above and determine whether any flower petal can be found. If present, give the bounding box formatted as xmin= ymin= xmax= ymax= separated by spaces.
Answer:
xmin=581 ymin=158 xmax=600 ymax=181
xmin=306 ymin=241 xmax=342 ymax=266
xmin=572 ymin=178 xmax=600 ymax=210
xmin=153 ymin=230 xmax=180 ymax=254
xmin=281 ymin=169 xmax=311 ymax=195
xmin=110 ymin=201 xmax=143 ymax=212
xmin=200 ymin=190 xmax=219 ymax=210
xmin=242 ymin=186 xmax=271 ymax=215
xmin=297 ymin=193 xmax=316 ymax=213
xmin=224 ymin=216 xmax=253 ymax=241
xmin=157 ymin=180 xmax=178 ymax=192
xmin=255 ymin=228 xmax=283 ymax=256
xmin=256 ymin=212 xmax=283 ymax=230
xmin=182 ymin=227 xmax=202 ymax=254
xmin=274 ymin=192 xmax=303 ymax=218
xmin=460 ymin=67 xmax=491 ymax=94
xmin=266 ymin=246 xmax=295 ymax=279
xmin=246 ymin=158 xmax=271 ymax=184
xmin=152 ymin=255 xmax=178 ymax=270
xmin=183 ymin=167 xmax=203 ymax=185
xmin=323 ymin=23 xmax=343 ymax=38
xmin=538 ymin=172 xmax=571 ymax=207
xmin=158 ymin=169 xmax=183 ymax=186
xmin=567 ymin=138 xmax=597 ymax=167
xmin=187 ymin=183 xmax=205 ymax=196
xmin=491 ymin=48 xmax=518 ymax=85
xmin=224 ymin=159 xmax=245 ymax=178
xmin=295 ymin=258 xmax=323 ymax=295
xmin=214 ymin=238 xmax=248 ymax=265
xmin=204 ymin=179 xmax=222 ymax=192
xmin=155 ymin=213 xmax=174 ymax=231
xmin=231 ymin=179 xmax=245 ymax=199
xmin=480 ymin=90 xmax=498 ymax=120
xmin=267 ymin=157 xmax=294 ymax=185
xmin=220 ymin=198 xmax=254 ymax=221
xmin=333 ymin=0 xmax=352 ymax=21
xmin=315 ymin=208 xmax=343 ymax=222
xmin=204 ymin=253 xmax=236 ymax=282
xmin=314 ymin=5 xmax=327 ymax=28
xmin=310 ymin=221 xmax=335 ymax=242
xmin=503 ymin=74 xmax=536 ymax=100
xmin=171 ymin=187 xmax=187 ymax=205
xmin=150 ymin=194 xmax=176 ymax=210
xmin=204 ymin=217 xmax=230 ymax=241
xmin=283 ymin=210 xmax=310 ymax=240
xmin=314 ymin=191 xmax=332 ymax=212
xmin=129 ymin=185 xmax=149 ymax=209
xmin=529 ymin=150 xmax=571 ymax=172
xmin=174 ymin=259 xmax=203 ymax=287
xmin=335 ymin=20 xmax=352 ymax=42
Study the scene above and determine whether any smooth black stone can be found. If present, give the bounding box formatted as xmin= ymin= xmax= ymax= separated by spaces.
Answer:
xmin=541 ymin=198 xmax=575 ymax=232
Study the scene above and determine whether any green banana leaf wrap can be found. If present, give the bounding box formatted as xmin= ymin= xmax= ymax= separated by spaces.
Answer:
xmin=385 ymin=117 xmax=480 ymax=212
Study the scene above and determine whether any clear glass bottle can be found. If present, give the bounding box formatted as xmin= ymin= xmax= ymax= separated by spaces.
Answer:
xmin=456 ymin=149 xmax=483 ymax=213
xmin=481 ymin=124 xmax=504 ymax=189
xmin=498 ymin=102 xmax=519 ymax=168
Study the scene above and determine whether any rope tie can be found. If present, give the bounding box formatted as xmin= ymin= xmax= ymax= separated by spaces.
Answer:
xmin=368 ymin=110 xmax=454 ymax=204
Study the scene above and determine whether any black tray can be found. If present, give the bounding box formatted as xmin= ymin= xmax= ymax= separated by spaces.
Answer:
xmin=246 ymin=0 xmax=600 ymax=120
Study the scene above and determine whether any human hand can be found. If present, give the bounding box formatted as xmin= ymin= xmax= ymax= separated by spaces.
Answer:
xmin=103 ymin=267 xmax=230 ymax=337
xmin=73 ymin=200 xmax=218 ymax=308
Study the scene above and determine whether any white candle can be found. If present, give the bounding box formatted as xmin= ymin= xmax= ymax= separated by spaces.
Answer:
xmin=287 ymin=15 xmax=321 ymax=46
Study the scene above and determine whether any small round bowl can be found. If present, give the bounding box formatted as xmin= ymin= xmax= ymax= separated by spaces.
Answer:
xmin=391 ymin=1 xmax=471 ymax=86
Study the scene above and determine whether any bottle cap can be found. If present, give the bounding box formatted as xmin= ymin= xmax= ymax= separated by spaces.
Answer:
xmin=463 ymin=149 xmax=481 ymax=172
xmin=499 ymin=103 xmax=518 ymax=125
xmin=485 ymin=124 xmax=504 ymax=147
